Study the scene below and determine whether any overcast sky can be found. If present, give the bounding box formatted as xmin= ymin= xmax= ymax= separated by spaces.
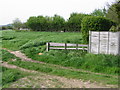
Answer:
xmin=0 ymin=0 xmax=115 ymax=25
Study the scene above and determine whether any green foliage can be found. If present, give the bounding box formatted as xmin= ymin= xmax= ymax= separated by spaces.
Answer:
xmin=66 ymin=13 xmax=89 ymax=32
xmin=106 ymin=1 xmax=120 ymax=24
xmin=52 ymin=14 xmax=65 ymax=31
xmin=20 ymin=41 xmax=46 ymax=49
xmin=2 ymin=35 xmax=16 ymax=40
xmin=2 ymin=30 xmax=83 ymax=50
xmin=81 ymin=16 xmax=114 ymax=43
xmin=2 ymin=37 xmax=119 ymax=86
xmin=81 ymin=54 xmax=119 ymax=74
xmin=27 ymin=15 xmax=65 ymax=32
xmin=12 ymin=18 xmax=22 ymax=30
xmin=23 ymin=47 xmax=120 ymax=75
xmin=2 ymin=49 xmax=20 ymax=62
xmin=91 ymin=8 xmax=107 ymax=17
xmin=109 ymin=24 xmax=120 ymax=32
xmin=2 ymin=30 xmax=120 ymax=76
xmin=26 ymin=13 xmax=91 ymax=32
xmin=2 ymin=67 xmax=28 ymax=86
xmin=1 ymin=26 xmax=7 ymax=30
xmin=8 ymin=60 xmax=118 ymax=85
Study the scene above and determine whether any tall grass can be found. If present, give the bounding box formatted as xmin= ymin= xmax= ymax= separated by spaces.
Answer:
xmin=2 ymin=48 xmax=119 ymax=86
xmin=2 ymin=30 xmax=120 ymax=75
xmin=2 ymin=49 xmax=21 ymax=62
xmin=2 ymin=30 xmax=83 ymax=50
xmin=9 ymin=60 xmax=118 ymax=85
xmin=23 ymin=49 xmax=120 ymax=75
xmin=2 ymin=66 xmax=31 ymax=87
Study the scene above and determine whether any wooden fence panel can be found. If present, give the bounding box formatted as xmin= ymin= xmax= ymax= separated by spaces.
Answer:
xmin=46 ymin=42 xmax=88 ymax=51
xmin=89 ymin=31 xmax=120 ymax=55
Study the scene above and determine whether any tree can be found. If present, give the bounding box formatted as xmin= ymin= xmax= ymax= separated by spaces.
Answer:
xmin=12 ymin=18 xmax=22 ymax=30
xmin=106 ymin=0 xmax=120 ymax=31
xmin=66 ymin=13 xmax=89 ymax=32
xmin=81 ymin=16 xmax=114 ymax=43
xmin=52 ymin=14 xmax=65 ymax=31
xmin=27 ymin=16 xmax=47 ymax=31
xmin=91 ymin=8 xmax=107 ymax=17
xmin=106 ymin=0 xmax=120 ymax=24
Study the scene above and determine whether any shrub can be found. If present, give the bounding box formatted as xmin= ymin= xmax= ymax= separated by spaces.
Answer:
xmin=110 ymin=24 xmax=120 ymax=32
xmin=81 ymin=16 xmax=115 ymax=43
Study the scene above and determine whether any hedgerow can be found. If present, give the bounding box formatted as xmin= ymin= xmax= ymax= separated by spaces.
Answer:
xmin=81 ymin=16 xmax=115 ymax=43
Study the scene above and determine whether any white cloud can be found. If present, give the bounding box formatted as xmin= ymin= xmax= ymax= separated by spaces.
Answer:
xmin=0 ymin=0 xmax=115 ymax=25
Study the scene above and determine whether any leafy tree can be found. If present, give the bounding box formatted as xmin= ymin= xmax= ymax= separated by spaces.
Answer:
xmin=91 ymin=8 xmax=107 ymax=17
xmin=106 ymin=0 xmax=120 ymax=24
xmin=1 ymin=26 xmax=7 ymax=30
xmin=45 ymin=16 xmax=53 ymax=31
xmin=26 ymin=16 xmax=37 ymax=31
xmin=52 ymin=14 xmax=65 ymax=31
xmin=12 ymin=18 xmax=22 ymax=30
xmin=106 ymin=0 xmax=120 ymax=31
xmin=67 ymin=13 xmax=89 ymax=32
xmin=81 ymin=16 xmax=114 ymax=43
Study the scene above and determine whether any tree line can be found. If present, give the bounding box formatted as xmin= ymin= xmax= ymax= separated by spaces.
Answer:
xmin=1 ymin=0 xmax=119 ymax=31
xmin=26 ymin=13 xmax=91 ymax=32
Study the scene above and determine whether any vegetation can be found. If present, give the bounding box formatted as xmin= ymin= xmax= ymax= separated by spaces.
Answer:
xmin=26 ymin=13 xmax=91 ymax=32
xmin=1 ymin=49 xmax=119 ymax=86
xmin=90 ymin=8 xmax=107 ymax=17
xmin=12 ymin=18 xmax=23 ymax=30
xmin=65 ymin=13 xmax=89 ymax=32
xmin=2 ymin=49 xmax=20 ymax=62
xmin=81 ymin=16 xmax=115 ymax=43
xmin=2 ymin=66 xmax=32 ymax=88
xmin=2 ymin=30 xmax=83 ymax=50
xmin=106 ymin=0 xmax=120 ymax=24
xmin=2 ymin=30 xmax=120 ymax=75
xmin=106 ymin=0 xmax=120 ymax=31
xmin=0 ymin=25 xmax=13 ymax=30
xmin=23 ymin=49 xmax=120 ymax=75
xmin=1 ymin=1 xmax=120 ymax=88
xmin=8 ymin=59 xmax=118 ymax=85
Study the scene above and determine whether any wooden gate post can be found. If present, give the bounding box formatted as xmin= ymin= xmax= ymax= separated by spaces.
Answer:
xmin=46 ymin=42 xmax=50 ymax=52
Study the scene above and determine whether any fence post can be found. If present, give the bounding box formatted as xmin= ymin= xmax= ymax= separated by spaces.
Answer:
xmin=65 ymin=43 xmax=67 ymax=50
xmin=46 ymin=42 xmax=50 ymax=52
xmin=89 ymin=31 xmax=91 ymax=53
xmin=76 ymin=44 xmax=78 ymax=50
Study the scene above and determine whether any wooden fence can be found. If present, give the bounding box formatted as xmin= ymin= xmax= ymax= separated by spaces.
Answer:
xmin=46 ymin=42 xmax=88 ymax=51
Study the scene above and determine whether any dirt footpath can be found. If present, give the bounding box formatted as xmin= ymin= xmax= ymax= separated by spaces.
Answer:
xmin=1 ymin=62 xmax=113 ymax=88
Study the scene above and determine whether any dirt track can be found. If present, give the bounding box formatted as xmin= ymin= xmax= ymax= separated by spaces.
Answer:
xmin=2 ymin=48 xmax=118 ymax=88
xmin=2 ymin=62 xmax=113 ymax=88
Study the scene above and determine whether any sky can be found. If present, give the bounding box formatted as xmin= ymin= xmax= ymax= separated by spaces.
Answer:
xmin=0 ymin=0 xmax=115 ymax=25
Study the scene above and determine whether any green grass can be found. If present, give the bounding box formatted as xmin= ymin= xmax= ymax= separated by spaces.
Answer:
xmin=2 ymin=49 xmax=21 ymax=62
xmin=1 ymin=49 xmax=119 ymax=87
xmin=2 ymin=66 xmax=32 ymax=88
xmin=2 ymin=30 xmax=83 ymax=50
xmin=8 ymin=59 xmax=118 ymax=85
xmin=23 ymin=49 xmax=119 ymax=75
xmin=2 ymin=30 xmax=120 ymax=77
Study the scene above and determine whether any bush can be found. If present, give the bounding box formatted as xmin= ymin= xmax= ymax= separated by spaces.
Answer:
xmin=66 ymin=13 xmax=89 ymax=32
xmin=110 ymin=24 xmax=120 ymax=32
xmin=81 ymin=16 xmax=115 ymax=43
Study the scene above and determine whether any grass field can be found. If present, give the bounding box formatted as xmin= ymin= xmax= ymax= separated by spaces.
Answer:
xmin=1 ymin=30 xmax=119 ymax=88
xmin=2 ymin=30 xmax=84 ymax=50
xmin=1 ymin=49 xmax=119 ymax=88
